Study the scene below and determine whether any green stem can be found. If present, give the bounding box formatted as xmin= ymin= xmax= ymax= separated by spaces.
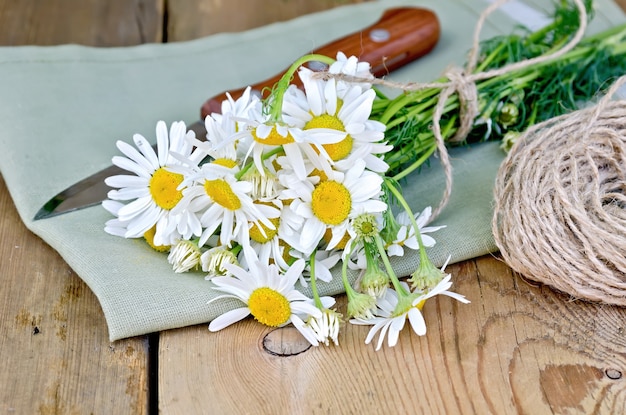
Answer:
xmin=340 ymin=240 xmax=359 ymax=301
xmin=266 ymin=53 xmax=336 ymax=122
xmin=383 ymin=178 xmax=431 ymax=270
xmin=474 ymin=41 xmax=508 ymax=73
xmin=390 ymin=142 xmax=436 ymax=181
xmin=374 ymin=235 xmax=408 ymax=296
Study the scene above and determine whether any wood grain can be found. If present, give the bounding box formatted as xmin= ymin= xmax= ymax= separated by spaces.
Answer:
xmin=0 ymin=0 xmax=163 ymax=46
xmin=158 ymin=255 xmax=626 ymax=414
xmin=166 ymin=0 xmax=369 ymax=41
xmin=0 ymin=176 xmax=149 ymax=414
xmin=0 ymin=1 xmax=158 ymax=413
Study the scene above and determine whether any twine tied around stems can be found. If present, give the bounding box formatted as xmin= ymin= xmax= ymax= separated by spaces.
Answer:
xmin=316 ymin=0 xmax=588 ymax=222
xmin=492 ymin=75 xmax=626 ymax=306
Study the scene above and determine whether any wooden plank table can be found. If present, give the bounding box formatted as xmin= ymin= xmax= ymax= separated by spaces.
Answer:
xmin=1 ymin=1 xmax=625 ymax=413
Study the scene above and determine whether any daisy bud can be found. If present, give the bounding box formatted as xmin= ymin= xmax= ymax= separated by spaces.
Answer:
xmin=500 ymin=131 xmax=520 ymax=153
xmin=408 ymin=255 xmax=446 ymax=291
xmin=346 ymin=290 xmax=376 ymax=320
xmin=167 ymin=239 xmax=202 ymax=273
xmin=201 ymin=246 xmax=239 ymax=279
xmin=497 ymin=102 xmax=519 ymax=128
xmin=359 ymin=240 xmax=389 ymax=297
xmin=360 ymin=267 xmax=390 ymax=298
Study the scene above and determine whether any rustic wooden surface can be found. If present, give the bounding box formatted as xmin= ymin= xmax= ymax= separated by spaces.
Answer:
xmin=1 ymin=1 xmax=625 ymax=414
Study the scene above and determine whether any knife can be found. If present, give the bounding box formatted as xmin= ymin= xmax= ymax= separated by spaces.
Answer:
xmin=33 ymin=7 xmax=440 ymax=220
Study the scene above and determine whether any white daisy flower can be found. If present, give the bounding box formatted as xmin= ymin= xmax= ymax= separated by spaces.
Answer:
xmin=208 ymin=258 xmax=333 ymax=346
xmin=386 ymin=206 xmax=447 ymax=257
xmin=173 ymin=161 xmax=279 ymax=248
xmin=103 ymin=120 xmax=202 ymax=246
xmin=241 ymin=164 xmax=282 ymax=200
xmin=341 ymin=212 xmax=381 ymax=255
xmin=288 ymin=159 xmax=387 ymax=255
xmin=283 ymin=67 xmax=391 ymax=173
xmin=350 ymin=276 xmax=470 ymax=351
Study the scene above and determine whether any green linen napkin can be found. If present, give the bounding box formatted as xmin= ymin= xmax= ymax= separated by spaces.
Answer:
xmin=0 ymin=0 xmax=624 ymax=341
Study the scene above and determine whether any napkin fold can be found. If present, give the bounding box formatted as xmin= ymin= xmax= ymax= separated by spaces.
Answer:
xmin=0 ymin=0 xmax=624 ymax=341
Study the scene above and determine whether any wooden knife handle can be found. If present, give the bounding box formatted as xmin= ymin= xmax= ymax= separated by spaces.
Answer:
xmin=200 ymin=7 xmax=440 ymax=118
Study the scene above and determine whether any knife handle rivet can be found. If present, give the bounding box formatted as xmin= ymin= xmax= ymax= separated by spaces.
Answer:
xmin=369 ymin=28 xmax=390 ymax=43
xmin=306 ymin=60 xmax=329 ymax=71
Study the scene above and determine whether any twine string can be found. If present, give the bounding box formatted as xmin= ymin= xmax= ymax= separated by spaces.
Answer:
xmin=492 ymin=74 xmax=626 ymax=305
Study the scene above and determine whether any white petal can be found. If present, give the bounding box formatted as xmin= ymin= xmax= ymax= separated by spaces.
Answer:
xmin=111 ymin=155 xmax=152 ymax=179
xmin=291 ymin=315 xmax=319 ymax=347
xmin=441 ymin=291 xmax=471 ymax=304
xmin=386 ymin=244 xmax=404 ymax=257
xmin=105 ymin=174 xmax=147 ymax=188
xmin=388 ymin=315 xmax=406 ymax=347
xmin=375 ymin=321 xmax=391 ymax=351
xmin=116 ymin=139 xmax=155 ymax=172
xmin=155 ymin=121 xmax=169 ymax=166
xmin=107 ymin=186 xmax=150 ymax=201
xmin=208 ymin=307 xmax=250 ymax=331
xmin=420 ymin=234 xmax=437 ymax=248
xmin=283 ymin=259 xmax=306 ymax=288
xmin=408 ymin=308 xmax=427 ymax=336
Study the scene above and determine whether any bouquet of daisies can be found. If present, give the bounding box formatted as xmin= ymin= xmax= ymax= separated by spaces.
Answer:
xmin=102 ymin=0 xmax=626 ymax=350
xmin=101 ymin=52 xmax=468 ymax=350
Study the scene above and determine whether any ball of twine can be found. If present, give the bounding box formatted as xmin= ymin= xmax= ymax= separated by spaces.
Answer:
xmin=492 ymin=76 xmax=626 ymax=305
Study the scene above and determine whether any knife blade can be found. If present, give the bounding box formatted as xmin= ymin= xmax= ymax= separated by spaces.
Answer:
xmin=33 ymin=6 xmax=440 ymax=220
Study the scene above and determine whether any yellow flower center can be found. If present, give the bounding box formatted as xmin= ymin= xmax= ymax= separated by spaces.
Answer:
xmin=212 ymin=158 xmax=238 ymax=168
xmin=252 ymin=126 xmax=295 ymax=146
xmin=248 ymin=287 xmax=291 ymax=327
xmin=324 ymin=136 xmax=353 ymax=161
xmin=204 ymin=179 xmax=242 ymax=210
xmin=149 ymin=167 xmax=184 ymax=210
xmin=143 ymin=225 xmax=170 ymax=252
xmin=305 ymin=113 xmax=344 ymax=131
xmin=304 ymin=114 xmax=353 ymax=161
xmin=249 ymin=216 xmax=280 ymax=243
xmin=311 ymin=180 xmax=351 ymax=225
xmin=415 ymin=300 xmax=426 ymax=311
